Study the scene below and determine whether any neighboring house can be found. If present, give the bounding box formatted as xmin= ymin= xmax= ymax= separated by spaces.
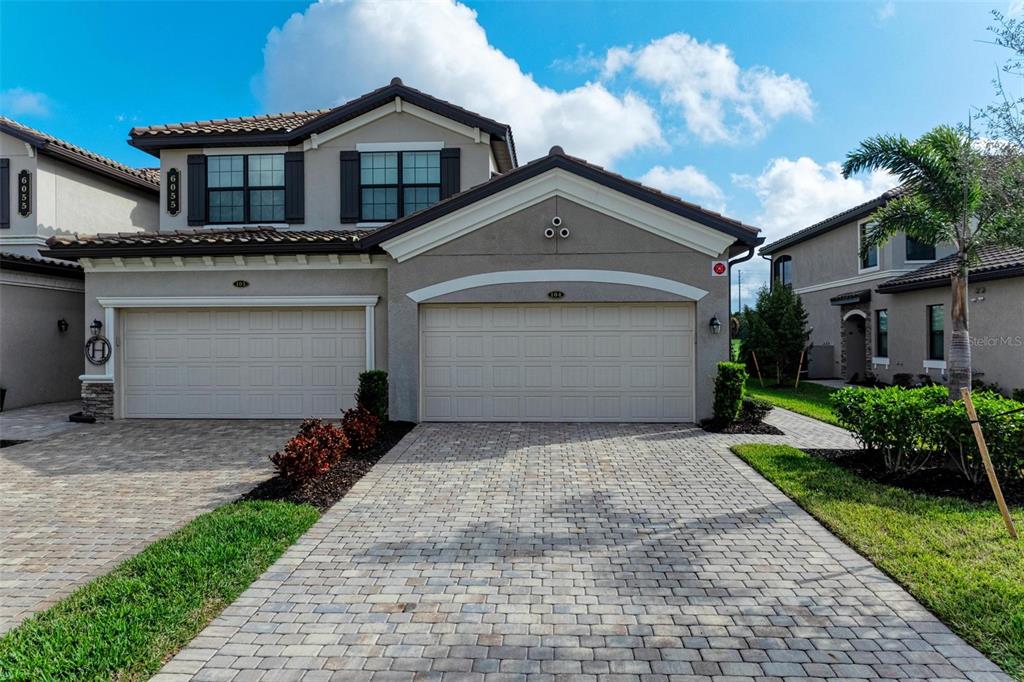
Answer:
xmin=43 ymin=79 xmax=763 ymax=422
xmin=0 ymin=118 xmax=159 ymax=410
xmin=761 ymin=192 xmax=1024 ymax=393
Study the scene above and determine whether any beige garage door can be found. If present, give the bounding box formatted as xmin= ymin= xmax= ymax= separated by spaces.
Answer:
xmin=421 ymin=302 xmax=694 ymax=422
xmin=123 ymin=308 xmax=365 ymax=418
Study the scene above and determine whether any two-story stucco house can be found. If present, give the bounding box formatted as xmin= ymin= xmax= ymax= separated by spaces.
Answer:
xmin=761 ymin=190 xmax=1024 ymax=393
xmin=1 ymin=118 xmax=159 ymax=410
xmin=43 ymin=79 xmax=763 ymax=422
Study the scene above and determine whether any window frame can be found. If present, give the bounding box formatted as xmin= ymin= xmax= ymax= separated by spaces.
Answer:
xmin=905 ymin=234 xmax=937 ymax=262
xmin=773 ymin=255 xmax=793 ymax=287
xmin=875 ymin=309 xmax=888 ymax=359
xmin=205 ymin=153 xmax=286 ymax=225
xmin=927 ymin=304 xmax=945 ymax=361
xmin=358 ymin=150 xmax=441 ymax=222
xmin=859 ymin=220 xmax=879 ymax=272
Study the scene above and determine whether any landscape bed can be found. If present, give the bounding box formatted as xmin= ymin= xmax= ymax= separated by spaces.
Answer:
xmin=733 ymin=443 xmax=1024 ymax=680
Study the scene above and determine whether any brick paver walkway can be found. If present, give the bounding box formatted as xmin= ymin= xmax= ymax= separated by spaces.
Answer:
xmin=158 ymin=414 xmax=1008 ymax=681
xmin=0 ymin=400 xmax=84 ymax=441
xmin=0 ymin=419 xmax=297 ymax=633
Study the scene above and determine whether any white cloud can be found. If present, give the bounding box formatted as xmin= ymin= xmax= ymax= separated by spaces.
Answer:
xmin=733 ymin=156 xmax=897 ymax=244
xmin=1009 ymin=0 xmax=1023 ymax=18
xmin=258 ymin=0 xmax=662 ymax=165
xmin=639 ymin=164 xmax=725 ymax=210
xmin=0 ymin=88 xmax=51 ymax=117
xmin=602 ymin=33 xmax=813 ymax=144
xmin=877 ymin=1 xmax=896 ymax=22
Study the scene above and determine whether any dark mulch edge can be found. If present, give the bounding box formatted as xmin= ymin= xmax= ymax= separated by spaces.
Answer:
xmin=804 ymin=448 xmax=1024 ymax=506
xmin=702 ymin=419 xmax=784 ymax=435
xmin=240 ymin=421 xmax=416 ymax=512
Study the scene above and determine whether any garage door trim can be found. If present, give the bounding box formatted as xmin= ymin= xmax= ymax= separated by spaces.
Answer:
xmin=84 ymin=296 xmax=378 ymax=418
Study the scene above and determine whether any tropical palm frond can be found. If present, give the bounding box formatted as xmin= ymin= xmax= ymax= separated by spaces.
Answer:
xmin=861 ymin=194 xmax=951 ymax=254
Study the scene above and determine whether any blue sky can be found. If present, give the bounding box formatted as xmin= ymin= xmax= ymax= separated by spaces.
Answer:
xmin=0 ymin=0 xmax=1013 ymax=307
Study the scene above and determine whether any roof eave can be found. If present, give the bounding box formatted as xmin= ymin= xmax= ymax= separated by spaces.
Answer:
xmin=760 ymin=199 xmax=886 ymax=255
xmin=876 ymin=265 xmax=1024 ymax=293
xmin=41 ymin=240 xmax=382 ymax=261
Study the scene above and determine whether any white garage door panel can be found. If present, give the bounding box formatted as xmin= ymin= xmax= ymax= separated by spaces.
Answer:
xmin=123 ymin=308 xmax=365 ymax=418
xmin=421 ymin=303 xmax=694 ymax=422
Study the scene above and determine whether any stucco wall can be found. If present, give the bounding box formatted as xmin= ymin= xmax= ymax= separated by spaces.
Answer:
xmin=0 ymin=277 xmax=85 ymax=409
xmin=0 ymin=132 xmax=39 ymax=245
xmin=159 ymin=110 xmax=495 ymax=232
xmin=386 ymin=196 xmax=731 ymax=422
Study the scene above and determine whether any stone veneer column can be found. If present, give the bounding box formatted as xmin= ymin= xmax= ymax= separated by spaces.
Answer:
xmin=81 ymin=382 xmax=114 ymax=420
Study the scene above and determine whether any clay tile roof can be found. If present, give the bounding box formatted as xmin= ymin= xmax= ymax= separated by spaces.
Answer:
xmin=130 ymin=109 xmax=333 ymax=137
xmin=0 ymin=250 xmax=83 ymax=278
xmin=760 ymin=185 xmax=909 ymax=255
xmin=877 ymin=245 xmax=1024 ymax=292
xmin=42 ymin=226 xmax=378 ymax=259
xmin=0 ymin=117 xmax=159 ymax=193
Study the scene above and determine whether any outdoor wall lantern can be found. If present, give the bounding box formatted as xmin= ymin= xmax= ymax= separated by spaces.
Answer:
xmin=57 ymin=318 xmax=69 ymax=333
xmin=709 ymin=315 xmax=722 ymax=334
xmin=90 ymin=319 xmax=103 ymax=335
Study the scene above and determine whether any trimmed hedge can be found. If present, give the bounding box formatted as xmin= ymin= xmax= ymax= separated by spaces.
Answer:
xmin=713 ymin=362 xmax=747 ymax=423
xmin=355 ymin=370 xmax=389 ymax=421
xmin=831 ymin=386 xmax=1024 ymax=483
xmin=741 ymin=397 xmax=773 ymax=424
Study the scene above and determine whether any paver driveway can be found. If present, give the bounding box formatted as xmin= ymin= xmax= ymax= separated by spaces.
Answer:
xmin=161 ymin=417 xmax=1007 ymax=682
xmin=0 ymin=418 xmax=296 ymax=634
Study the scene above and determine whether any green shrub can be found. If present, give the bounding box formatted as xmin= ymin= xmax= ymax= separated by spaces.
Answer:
xmin=740 ymin=397 xmax=773 ymax=424
xmin=926 ymin=391 xmax=1024 ymax=484
xmin=355 ymin=370 xmax=389 ymax=421
xmin=1012 ymin=388 xmax=1024 ymax=402
xmin=713 ymin=362 xmax=747 ymax=423
xmin=831 ymin=385 xmax=948 ymax=474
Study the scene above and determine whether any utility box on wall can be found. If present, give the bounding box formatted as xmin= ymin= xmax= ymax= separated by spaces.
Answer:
xmin=807 ymin=344 xmax=835 ymax=379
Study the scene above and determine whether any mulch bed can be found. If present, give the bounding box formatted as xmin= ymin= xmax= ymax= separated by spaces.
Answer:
xmin=241 ymin=421 xmax=416 ymax=512
xmin=804 ymin=448 xmax=1024 ymax=506
xmin=702 ymin=419 xmax=784 ymax=435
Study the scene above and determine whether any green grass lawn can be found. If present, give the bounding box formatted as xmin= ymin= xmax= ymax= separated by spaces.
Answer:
xmin=744 ymin=377 xmax=844 ymax=426
xmin=733 ymin=443 xmax=1024 ymax=680
xmin=0 ymin=501 xmax=319 ymax=681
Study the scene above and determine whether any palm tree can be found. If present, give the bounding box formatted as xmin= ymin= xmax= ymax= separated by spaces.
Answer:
xmin=842 ymin=125 xmax=1024 ymax=398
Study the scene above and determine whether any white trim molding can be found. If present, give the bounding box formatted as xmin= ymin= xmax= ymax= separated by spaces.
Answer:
xmin=304 ymin=100 xmax=484 ymax=151
xmin=0 ymin=270 xmax=84 ymax=293
xmin=381 ymin=168 xmax=736 ymax=261
xmin=96 ymin=295 xmax=379 ymax=309
xmin=923 ymin=359 xmax=947 ymax=370
xmin=407 ymin=269 xmax=709 ymax=303
xmin=356 ymin=141 xmax=444 ymax=152
xmin=81 ymin=253 xmax=386 ymax=273
xmin=842 ymin=309 xmax=868 ymax=321
xmin=0 ymin=235 xmax=49 ymax=247
xmin=793 ymin=269 xmax=914 ymax=295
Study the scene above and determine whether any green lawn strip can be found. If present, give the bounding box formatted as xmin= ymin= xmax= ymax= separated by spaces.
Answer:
xmin=744 ymin=377 xmax=843 ymax=426
xmin=0 ymin=500 xmax=319 ymax=682
xmin=732 ymin=443 xmax=1024 ymax=679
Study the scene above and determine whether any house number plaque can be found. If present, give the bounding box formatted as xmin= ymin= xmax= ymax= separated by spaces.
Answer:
xmin=166 ymin=168 xmax=180 ymax=215
xmin=17 ymin=170 xmax=31 ymax=217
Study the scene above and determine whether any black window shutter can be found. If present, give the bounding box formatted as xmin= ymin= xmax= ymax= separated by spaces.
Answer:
xmin=340 ymin=151 xmax=360 ymax=223
xmin=284 ymin=151 xmax=304 ymax=224
xmin=0 ymin=159 xmax=9 ymax=229
xmin=187 ymin=154 xmax=207 ymax=226
xmin=440 ymin=148 xmax=460 ymax=199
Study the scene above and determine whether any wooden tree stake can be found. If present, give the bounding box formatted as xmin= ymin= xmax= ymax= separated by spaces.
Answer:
xmin=794 ymin=349 xmax=806 ymax=389
xmin=750 ymin=351 xmax=764 ymax=387
xmin=961 ymin=388 xmax=1018 ymax=540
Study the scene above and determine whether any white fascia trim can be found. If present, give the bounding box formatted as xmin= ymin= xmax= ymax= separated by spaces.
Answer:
xmin=96 ymin=296 xmax=379 ymax=308
xmin=923 ymin=359 xmax=947 ymax=370
xmin=304 ymin=100 xmax=482 ymax=151
xmin=356 ymin=141 xmax=444 ymax=152
xmin=79 ymin=374 xmax=113 ymax=383
xmin=0 ymin=271 xmax=84 ymax=292
xmin=793 ymin=269 xmax=915 ymax=295
xmin=842 ymin=309 xmax=867 ymax=321
xmin=382 ymin=169 xmax=736 ymax=261
xmin=872 ymin=356 xmax=890 ymax=367
xmin=81 ymin=254 xmax=386 ymax=273
xmin=407 ymin=269 xmax=709 ymax=303
xmin=0 ymin=235 xmax=48 ymax=246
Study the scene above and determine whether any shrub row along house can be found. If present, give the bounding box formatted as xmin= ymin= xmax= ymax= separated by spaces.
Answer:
xmin=0 ymin=118 xmax=159 ymax=409
xmin=761 ymin=191 xmax=1024 ymax=392
xmin=37 ymin=79 xmax=764 ymax=422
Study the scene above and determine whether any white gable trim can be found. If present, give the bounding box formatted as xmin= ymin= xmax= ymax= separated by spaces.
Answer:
xmin=381 ymin=168 xmax=737 ymax=261
xmin=406 ymin=269 xmax=709 ymax=303
xmin=356 ymin=141 xmax=444 ymax=152
xmin=304 ymin=99 xmax=485 ymax=151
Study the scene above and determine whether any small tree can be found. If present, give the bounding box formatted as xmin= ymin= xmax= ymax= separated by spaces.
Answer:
xmin=740 ymin=285 xmax=810 ymax=385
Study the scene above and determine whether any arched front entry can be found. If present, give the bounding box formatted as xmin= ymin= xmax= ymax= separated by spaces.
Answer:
xmin=842 ymin=309 xmax=868 ymax=382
